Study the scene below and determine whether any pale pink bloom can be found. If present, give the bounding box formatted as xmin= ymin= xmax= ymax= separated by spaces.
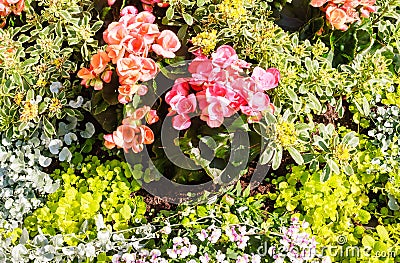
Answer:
xmin=120 ymin=6 xmax=138 ymax=17
xmin=251 ymin=67 xmax=280 ymax=90
xmin=103 ymin=22 xmax=128 ymax=45
xmin=108 ymin=0 xmax=116 ymax=6
xmin=138 ymin=23 xmax=160 ymax=44
xmin=116 ymin=56 xmax=142 ymax=78
xmin=326 ymin=5 xmax=349 ymax=30
xmin=134 ymin=11 xmax=156 ymax=23
xmin=172 ymin=114 xmax=191 ymax=130
xmin=106 ymin=44 xmax=126 ymax=64
xmin=310 ymin=0 xmax=328 ymax=7
xmin=123 ymin=32 xmax=146 ymax=55
xmin=211 ymin=45 xmax=238 ymax=68
xmin=140 ymin=57 xmax=158 ymax=81
xmin=152 ymin=30 xmax=181 ymax=58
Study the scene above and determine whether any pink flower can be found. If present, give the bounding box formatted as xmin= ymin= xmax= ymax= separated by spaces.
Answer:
xmin=251 ymin=67 xmax=280 ymax=90
xmin=120 ymin=6 xmax=138 ymax=17
xmin=116 ymin=56 xmax=142 ymax=83
xmin=90 ymin=51 xmax=110 ymax=75
xmin=152 ymin=30 xmax=181 ymax=58
xmin=101 ymin=70 xmax=113 ymax=83
xmin=211 ymin=45 xmax=238 ymax=68
xmin=138 ymin=23 xmax=160 ymax=44
xmin=108 ymin=0 xmax=116 ymax=6
xmin=103 ymin=22 xmax=127 ymax=45
xmin=146 ymin=110 xmax=159 ymax=124
xmin=123 ymin=32 xmax=146 ymax=55
xmin=140 ymin=57 xmax=158 ymax=81
xmin=118 ymin=85 xmax=139 ymax=104
xmin=134 ymin=11 xmax=156 ymax=23
xmin=106 ymin=44 xmax=125 ymax=64
xmin=310 ymin=0 xmax=328 ymax=7
xmin=326 ymin=5 xmax=349 ymax=30
xmin=172 ymin=114 xmax=191 ymax=130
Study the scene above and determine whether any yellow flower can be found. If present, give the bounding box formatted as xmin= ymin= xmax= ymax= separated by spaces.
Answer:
xmin=334 ymin=144 xmax=350 ymax=161
xmin=218 ymin=0 xmax=247 ymax=20
xmin=20 ymin=101 xmax=38 ymax=122
xmin=36 ymin=78 xmax=47 ymax=87
xmin=191 ymin=30 xmax=218 ymax=55
xmin=14 ymin=93 xmax=24 ymax=105
xmin=276 ymin=121 xmax=297 ymax=147
xmin=49 ymin=98 xmax=62 ymax=113
xmin=53 ymin=58 xmax=64 ymax=69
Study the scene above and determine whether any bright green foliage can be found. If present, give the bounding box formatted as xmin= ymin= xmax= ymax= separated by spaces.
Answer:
xmin=24 ymin=156 xmax=145 ymax=246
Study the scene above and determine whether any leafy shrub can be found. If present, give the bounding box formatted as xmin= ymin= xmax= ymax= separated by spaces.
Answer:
xmin=0 ymin=0 xmax=102 ymax=139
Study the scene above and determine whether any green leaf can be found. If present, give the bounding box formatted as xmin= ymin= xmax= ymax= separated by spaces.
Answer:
xmin=342 ymin=163 xmax=354 ymax=175
xmin=197 ymin=0 xmax=206 ymax=6
xmin=259 ymin=147 xmax=274 ymax=165
xmin=182 ymin=13 xmax=194 ymax=26
xmin=376 ymin=225 xmax=390 ymax=241
xmin=166 ymin=7 xmax=174 ymax=20
xmin=362 ymin=235 xmax=375 ymax=249
xmin=120 ymin=203 xmax=131 ymax=220
xmin=327 ymin=159 xmax=340 ymax=175
xmin=43 ymin=117 xmax=56 ymax=135
xmin=321 ymin=165 xmax=331 ymax=182
xmin=287 ymin=147 xmax=303 ymax=165
xmin=272 ymin=146 xmax=283 ymax=170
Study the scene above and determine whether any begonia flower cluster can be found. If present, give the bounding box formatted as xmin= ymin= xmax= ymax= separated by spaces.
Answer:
xmin=165 ymin=45 xmax=280 ymax=130
xmin=103 ymin=105 xmax=159 ymax=153
xmin=78 ymin=5 xmax=180 ymax=104
xmin=310 ymin=0 xmax=377 ymax=31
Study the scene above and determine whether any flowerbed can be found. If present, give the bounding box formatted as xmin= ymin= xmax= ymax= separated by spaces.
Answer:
xmin=0 ymin=0 xmax=400 ymax=262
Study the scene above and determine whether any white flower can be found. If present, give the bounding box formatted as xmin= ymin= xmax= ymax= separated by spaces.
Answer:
xmin=197 ymin=229 xmax=208 ymax=241
xmin=199 ymin=253 xmax=210 ymax=263
xmin=209 ymin=228 xmax=221 ymax=243
xmin=189 ymin=244 xmax=197 ymax=255
xmin=121 ymin=253 xmax=135 ymax=263
xmin=251 ymin=254 xmax=261 ymax=263
xmin=166 ymin=248 xmax=178 ymax=259
xmin=160 ymin=225 xmax=171 ymax=235
xmin=216 ymin=250 xmax=226 ymax=262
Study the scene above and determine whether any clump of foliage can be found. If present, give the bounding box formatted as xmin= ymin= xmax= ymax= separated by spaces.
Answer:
xmin=24 ymin=155 xmax=146 ymax=246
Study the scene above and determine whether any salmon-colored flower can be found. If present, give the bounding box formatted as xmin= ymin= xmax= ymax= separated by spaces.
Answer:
xmin=140 ymin=57 xmax=158 ymax=81
xmin=310 ymin=0 xmax=328 ymax=7
xmin=103 ymin=22 xmax=127 ymax=45
xmin=116 ymin=56 xmax=142 ymax=80
xmin=146 ymin=110 xmax=159 ymax=124
xmin=102 ymin=70 xmax=113 ymax=83
xmin=90 ymin=51 xmax=111 ymax=75
xmin=326 ymin=6 xmax=348 ymax=30
xmin=138 ymin=23 xmax=160 ymax=44
xmin=134 ymin=11 xmax=156 ymax=23
xmin=152 ymin=30 xmax=181 ymax=58
xmin=123 ymin=33 xmax=146 ymax=55
xmin=106 ymin=45 xmax=125 ymax=64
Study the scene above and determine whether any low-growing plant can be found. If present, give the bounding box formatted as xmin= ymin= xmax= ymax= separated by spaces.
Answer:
xmin=24 ymin=155 xmax=146 ymax=246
